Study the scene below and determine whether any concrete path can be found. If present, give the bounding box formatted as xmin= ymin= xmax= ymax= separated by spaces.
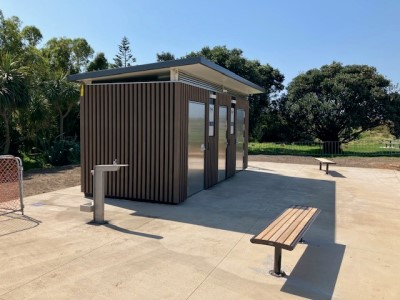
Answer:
xmin=1 ymin=162 xmax=399 ymax=299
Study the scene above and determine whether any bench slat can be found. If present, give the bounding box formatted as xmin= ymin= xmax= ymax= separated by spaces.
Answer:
xmin=268 ymin=207 xmax=309 ymax=243
xmin=251 ymin=205 xmax=320 ymax=250
xmin=315 ymin=158 xmax=336 ymax=164
xmin=274 ymin=207 xmax=315 ymax=245
xmin=279 ymin=207 xmax=319 ymax=248
xmin=252 ymin=206 xmax=297 ymax=241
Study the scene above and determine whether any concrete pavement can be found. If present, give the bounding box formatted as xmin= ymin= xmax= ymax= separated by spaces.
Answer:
xmin=1 ymin=161 xmax=399 ymax=299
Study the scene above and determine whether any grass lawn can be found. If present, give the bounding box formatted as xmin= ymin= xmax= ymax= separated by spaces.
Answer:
xmin=249 ymin=141 xmax=400 ymax=157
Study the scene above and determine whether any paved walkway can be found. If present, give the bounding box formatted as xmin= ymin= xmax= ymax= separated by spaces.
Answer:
xmin=1 ymin=162 xmax=399 ymax=299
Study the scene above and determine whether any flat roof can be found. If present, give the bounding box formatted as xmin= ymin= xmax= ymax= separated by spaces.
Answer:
xmin=68 ymin=57 xmax=265 ymax=95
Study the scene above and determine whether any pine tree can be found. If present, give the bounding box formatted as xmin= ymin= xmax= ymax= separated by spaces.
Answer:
xmin=113 ymin=36 xmax=135 ymax=68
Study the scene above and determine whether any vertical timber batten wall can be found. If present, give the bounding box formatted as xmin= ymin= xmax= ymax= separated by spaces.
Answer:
xmin=81 ymin=82 xmax=249 ymax=204
xmin=82 ymin=82 xmax=184 ymax=203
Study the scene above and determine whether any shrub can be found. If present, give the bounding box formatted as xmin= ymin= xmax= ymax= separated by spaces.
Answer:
xmin=44 ymin=137 xmax=80 ymax=166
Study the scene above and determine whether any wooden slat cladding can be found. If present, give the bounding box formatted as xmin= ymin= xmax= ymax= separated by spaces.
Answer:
xmin=80 ymin=82 xmax=249 ymax=204
xmin=81 ymin=82 xmax=184 ymax=203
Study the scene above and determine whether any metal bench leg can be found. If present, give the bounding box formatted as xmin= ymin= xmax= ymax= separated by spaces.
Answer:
xmin=326 ymin=164 xmax=329 ymax=174
xmin=270 ymin=247 xmax=285 ymax=277
xmin=319 ymin=162 xmax=322 ymax=170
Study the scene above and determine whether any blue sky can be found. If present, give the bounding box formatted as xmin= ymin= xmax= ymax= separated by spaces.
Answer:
xmin=1 ymin=0 xmax=399 ymax=87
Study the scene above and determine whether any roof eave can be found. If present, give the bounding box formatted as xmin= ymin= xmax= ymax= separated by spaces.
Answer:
xmin=68 ymin=57 xmax=266 ymax=94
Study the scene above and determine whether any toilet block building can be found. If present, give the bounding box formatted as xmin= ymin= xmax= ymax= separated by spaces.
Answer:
xmin=69 ymin=57 xmax=265 ymax=204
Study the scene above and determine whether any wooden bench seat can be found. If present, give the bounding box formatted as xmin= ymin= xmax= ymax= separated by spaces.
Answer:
xmin=251 ymin=205 xmax=321 ymax=276
xmin=315 ymin=157 xmax=336 ymax=174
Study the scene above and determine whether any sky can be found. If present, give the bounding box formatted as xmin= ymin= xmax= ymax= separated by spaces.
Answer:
xmin=1 ymin=0 xmax=399 ymax=87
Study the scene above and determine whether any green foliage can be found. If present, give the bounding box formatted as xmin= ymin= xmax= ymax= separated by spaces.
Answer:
xmin=16 ymin=93 xmax=57 ymax=149
xmin=0 ymin=51 xmax=29 ymax=154
xmin=42 ymin=37 xmax=93 ymax=74
xmin=20 ymin=150 xmax=47 ymax=170
xmin=112 ymin=36 xmax=135 ymax=68
xmin=0 ymin=9 xmax=87 ymax=165
xmin=183 ymin=45 xmax=285 ymax=139
xmin=0 ymin=14 xmax=23 ymax=54
xmin=249 ymin=139 xmax=400 ymax=157
xmin=358 ymin=125 xmax=395 ymax=140
xmin=156 ymin=51 xmax=175 ymax=62
xmin=43 ymin=136 xmax=80 ymax=166
xmin=71 ymin=38 xmax=94 ymax=72
xmin=20 ymin=26 xmax=42 ymax=47
xmin=87 ymin=52 xmax=109 ymax=71
xmin=282 ymin=62 xmax=392 ymax=144
xmin=41 ymin=72 xmax=80 ymax=136
xmin=385 ymin=89 xmax=400 ymax=138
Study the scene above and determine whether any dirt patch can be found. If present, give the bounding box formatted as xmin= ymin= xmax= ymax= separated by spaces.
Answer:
xmin=23 ymin=165 xmax=81 ymax=197
xmin=21 ymin=156 xmax=400 ymax=197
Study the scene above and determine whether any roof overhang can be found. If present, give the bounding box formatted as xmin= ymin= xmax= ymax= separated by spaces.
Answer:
xmin=68 ymin=57 xmax=265 ymax=95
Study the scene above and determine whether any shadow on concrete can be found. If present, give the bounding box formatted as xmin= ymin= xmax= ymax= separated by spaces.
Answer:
xmin=281 ymin=243 xmax=345 ymax=300
xmin=106 ymin=169 xmax=344 ymax=299
xmin=0 ymin=213 xmax=41 ymax=237
xmin=104 ymin=222 xmax=163 ymax=239
xmin=329 ymin=171 xmax=346 ymax=178
xmin=106 ymin=170 xmax=331 ymax=236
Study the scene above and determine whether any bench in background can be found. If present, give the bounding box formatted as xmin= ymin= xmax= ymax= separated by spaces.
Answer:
xmin=315 ymin=157 xmax=336 ymax=174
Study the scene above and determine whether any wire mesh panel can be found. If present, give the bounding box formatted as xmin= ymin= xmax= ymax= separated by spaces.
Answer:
xmin=0 ymin=155 xmax=24 ymax=215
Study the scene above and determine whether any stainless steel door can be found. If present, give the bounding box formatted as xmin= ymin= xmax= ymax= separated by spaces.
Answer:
xmin=236 ymin=109 xmax=245 ymax=171
xmin=218 ymin=106 xmax=228 ymax=182
xmin=187 ymin=101 xmax=206 ymax=196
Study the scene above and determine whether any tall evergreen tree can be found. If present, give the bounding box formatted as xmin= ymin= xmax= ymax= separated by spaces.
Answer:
xmin=113 ymin=36 xmax=135 ymax=68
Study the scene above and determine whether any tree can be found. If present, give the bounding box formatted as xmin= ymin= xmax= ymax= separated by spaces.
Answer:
xmin=41 ymin=73 xmax=80 ymax=137
xmin=20 ymin=25 xmax=42 ymax=47
xmin=184 ymin=46 xmax=284 ymax=140
xmin=0 ymin=10 xmax=85 ymax=160
xmin=385 ymin=87 xmax=400 ymax=138
xmin=156 ymin=51 xmax=175 ymax=62
xmin=0 ymin=14 xmax=23 ymax=54
xmin=282 ymin=62 xmax=392 ymax=152
xmin=42 ymin=37 xmax=93 ymax=74
xmin=112 ymin=36 xmax=135 ymax=68
xmin=71 ymin=38 xmax=94 ymax=72
xmin=87 ymin=52 xmax=109 ymax=71
xmin=0 ymin=10 xmax=46 ymax=82
xmin=0 ymin=52 xmax=29 ymax=154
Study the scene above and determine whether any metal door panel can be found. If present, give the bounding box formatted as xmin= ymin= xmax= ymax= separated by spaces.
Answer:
xmin=236 ymin=109 xmax=245 ymax=171
xmin=187 ymin=101 xmax=206 ymax=196
xmin=218 ymin=106 xmax=227 ymax=182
